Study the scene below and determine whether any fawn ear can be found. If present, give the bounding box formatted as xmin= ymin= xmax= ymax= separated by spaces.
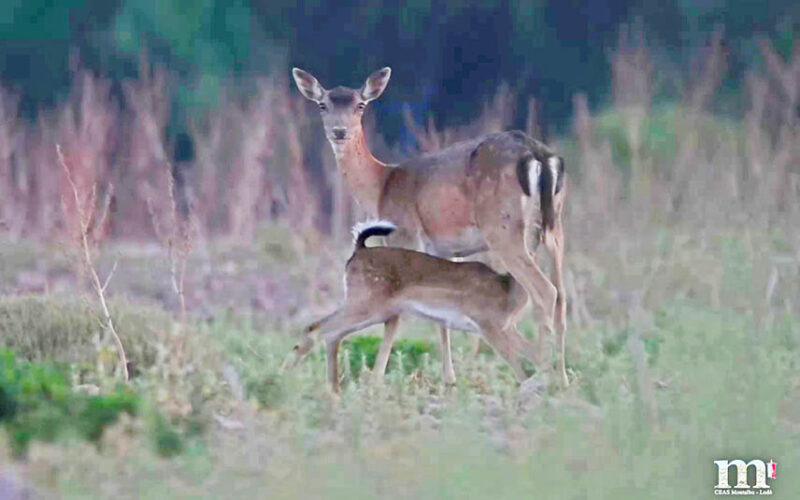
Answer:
xmin=292 ymin=67 xmax=325 ymax=102
xmin=361 ymin=67 xmax=391 ymax=102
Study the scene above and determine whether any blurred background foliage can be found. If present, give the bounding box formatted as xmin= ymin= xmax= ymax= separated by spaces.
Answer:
xmin=0 ymin=4 xmax=798 ymax=496
xmin=0 ymin=0 xmax=797 ymax=150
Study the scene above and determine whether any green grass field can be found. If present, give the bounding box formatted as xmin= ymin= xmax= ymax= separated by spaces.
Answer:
xmin=1 ymin=224 xmax=798 ymax=499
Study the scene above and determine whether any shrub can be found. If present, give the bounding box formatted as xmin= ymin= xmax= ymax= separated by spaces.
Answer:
xmin=0 ymin=349 xmax=138 ymax=457
xmin=0 ymin=294 xmax=171 ymax=373
xmin=149 ymin=411 xmax=185 ymax=458
xmin=245 ymin=373 xmax=286 ymax=409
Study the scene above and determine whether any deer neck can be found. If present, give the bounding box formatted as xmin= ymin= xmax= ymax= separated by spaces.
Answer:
xmin=332 ymin=131 xmax=387 ymax=215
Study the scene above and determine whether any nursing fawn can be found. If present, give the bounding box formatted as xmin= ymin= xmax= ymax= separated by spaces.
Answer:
xmin=282 ymin=222 xmax=539 ymax=393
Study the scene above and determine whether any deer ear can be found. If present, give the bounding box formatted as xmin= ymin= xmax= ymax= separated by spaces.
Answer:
xmin=361 ymin=67 xmax=391 ymax=102
xmin=292 ymin=67 xmax=325 ymax=102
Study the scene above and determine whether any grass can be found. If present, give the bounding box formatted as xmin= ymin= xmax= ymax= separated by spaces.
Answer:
xmin=1 ymin=36 xmax=797 ymax=496
xmin=0 ymin=349 xmax=139 ymax=457
xmin=3 ymin=297 xmax=796 ymax=499
xmin=0 ymin=294 xmax=172 ymax=375
xmin=1 ymin=223 xmax=798 ymax=499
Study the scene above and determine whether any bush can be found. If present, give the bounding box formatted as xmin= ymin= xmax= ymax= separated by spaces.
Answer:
xmin=0 ymin=294 xmax=172 ymax=372
xmin=245 ymin=373 xmax=286 ymax=409
xmin=0 ymin=349 xmax=139 ymax=457
xmin=149 ymin=411 xmax=185 ymax=458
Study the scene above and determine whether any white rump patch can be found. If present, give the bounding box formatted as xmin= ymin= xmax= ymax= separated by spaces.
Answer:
xmin=547 ymin=156 xmax=560 ymax=195
xmin=528 ymin=158 xmax=542 ymax=196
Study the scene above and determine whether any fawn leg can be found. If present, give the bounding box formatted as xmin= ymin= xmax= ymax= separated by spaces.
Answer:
xmin=440 ymin=325 xmax=457 ymax=385
xmin=287 ymin=303 xmax=385 ymax=391
xmin=373 ymin=315 xmax=400 ymax=379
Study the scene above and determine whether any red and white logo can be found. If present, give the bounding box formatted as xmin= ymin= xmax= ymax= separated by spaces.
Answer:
xmin=714 ymin=459 xmax=777 ymax=495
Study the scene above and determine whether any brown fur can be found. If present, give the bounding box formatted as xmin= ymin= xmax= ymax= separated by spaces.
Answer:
xmin=292 ymin=67 xmax=569 ymax=387
xmin=283 ymin=226 xmax=538 ymax=392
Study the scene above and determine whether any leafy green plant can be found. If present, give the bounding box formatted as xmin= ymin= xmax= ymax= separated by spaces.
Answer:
xmin=0 ymin=349 xmax=138 ymax=456
xmin=342 ymin=335 xmax=434 ymax=379
xmin=149 ymin=410 xmax=184 ymax=458
xmin=245 ymin=373 xmax=286 ymax=409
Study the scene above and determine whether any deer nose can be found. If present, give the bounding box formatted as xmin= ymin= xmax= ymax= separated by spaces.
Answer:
xmin=332 ymin=128 xmax=347 ymax=140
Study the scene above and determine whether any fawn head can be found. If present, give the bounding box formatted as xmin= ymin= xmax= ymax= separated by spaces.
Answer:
xmin=292 ymin=67 xmax=391 ymax=155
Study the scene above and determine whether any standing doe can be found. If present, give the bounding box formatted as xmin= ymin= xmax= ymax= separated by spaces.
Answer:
xmin=282 ymin=222 xmax=539 ymax=393
xmin=292 ymin=67 xmax=568 ymax=387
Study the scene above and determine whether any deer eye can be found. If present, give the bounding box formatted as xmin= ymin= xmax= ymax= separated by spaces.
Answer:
xmin=318 ymin=102 xmax=328 ymax=111
xmin=356 ymin=102 xmax=366 ymax=112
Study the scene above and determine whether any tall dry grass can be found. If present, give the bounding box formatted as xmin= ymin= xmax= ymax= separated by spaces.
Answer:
xmin=0 ymin=38 xmax=795 ymax=255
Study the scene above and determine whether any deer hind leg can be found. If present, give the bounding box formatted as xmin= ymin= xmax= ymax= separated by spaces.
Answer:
xmin=469 ymin=336 xmax=482 ymax=358
xmin=480 ymin=325 xmax=527 ymax=382
xmin=280 ymin=309 xmax=341 ymax=371
xmin=373 ymin=315 xmax=400 ymax=379
xmin=288 ymin=303 xmax=387 ymax=392
xmin=480 ymin=221 xmax=558 ymax=378
xmin=544 ymin=215 xmax=569 ymax=387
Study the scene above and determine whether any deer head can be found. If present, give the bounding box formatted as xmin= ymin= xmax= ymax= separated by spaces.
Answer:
xmin=292 ymin=67 xmax=391 ymax=156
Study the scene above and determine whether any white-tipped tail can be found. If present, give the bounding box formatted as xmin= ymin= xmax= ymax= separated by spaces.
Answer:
xmin=527 ymin=158 xmax=542 ymax=197
xmin=351 ymin=219 xmax=397 ymax=249
xmin=547 ymin=156 xmax=560 ymax=196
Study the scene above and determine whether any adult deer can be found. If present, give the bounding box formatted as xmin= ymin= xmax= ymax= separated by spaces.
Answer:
xmin=283 ymin=222 xmax=539 ymax=393
xmin=292 ymin=67 xmax=568 ymax=387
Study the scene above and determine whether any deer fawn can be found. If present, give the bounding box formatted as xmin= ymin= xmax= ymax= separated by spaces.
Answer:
xmin=282 ymin=222 xmax=539 ymax=393
xmin=293 ymin=67 xmax=568 ymax=387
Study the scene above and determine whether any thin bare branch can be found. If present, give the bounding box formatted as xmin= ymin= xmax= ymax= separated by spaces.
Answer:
xmin=101 ymin=258 xmax=119 ymax=293
xmin=146 ymin=159 xmax=192 ymax=326
xmin=57 ymin=144 xmax=129 ymax=381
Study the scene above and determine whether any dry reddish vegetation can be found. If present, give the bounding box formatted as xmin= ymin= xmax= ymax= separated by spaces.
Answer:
xmin=0 ymin=38 xmax=795 ymax=250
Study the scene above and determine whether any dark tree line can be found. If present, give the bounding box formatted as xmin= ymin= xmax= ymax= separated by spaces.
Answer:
xmin=0 ymin=0 xmax=796 ymax=154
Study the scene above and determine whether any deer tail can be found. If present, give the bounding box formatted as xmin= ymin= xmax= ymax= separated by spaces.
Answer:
xmin=352 ymin=220 xmax=396 ymax=250
xmin=516 ymin=154 xmax=563 ymax=231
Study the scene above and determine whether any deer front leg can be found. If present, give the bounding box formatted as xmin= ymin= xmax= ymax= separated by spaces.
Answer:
xmin=373 ymin=315 xmax=400 ymax=379
xmin=372 ymin=318 xmax=457 ymax=385
xmin=481 ymin=225 xmax=558 ymax=382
